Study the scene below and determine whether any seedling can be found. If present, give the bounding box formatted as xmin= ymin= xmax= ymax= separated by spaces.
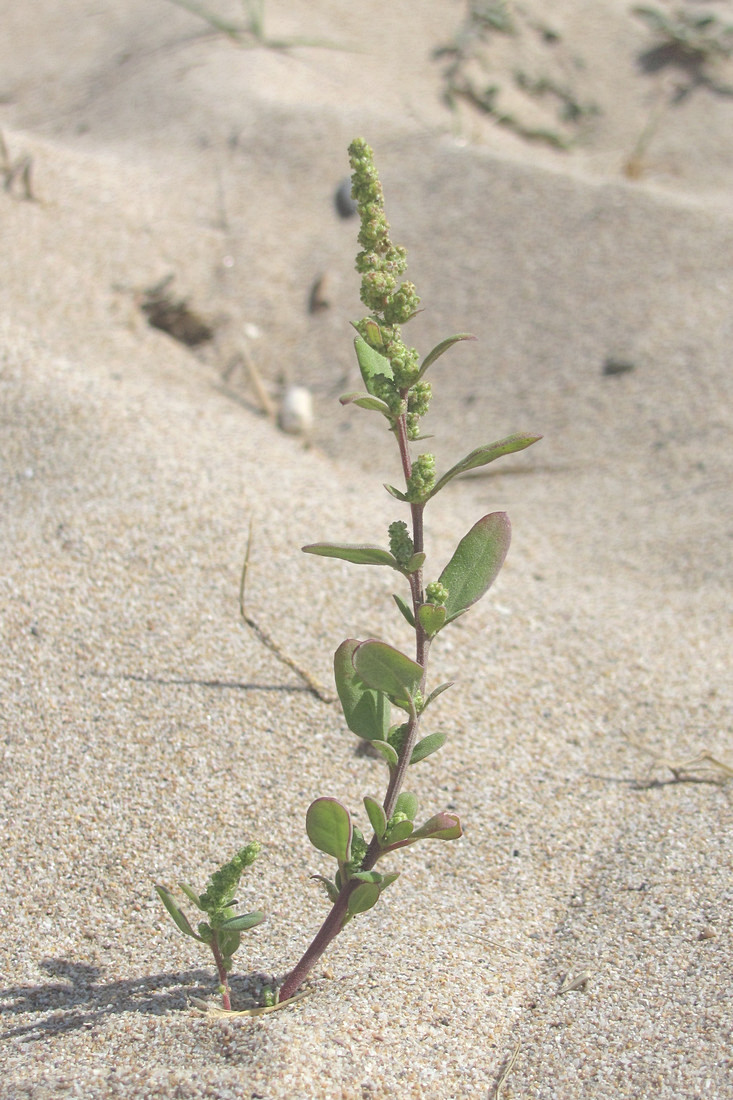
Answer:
xmin=156 ymin=844 xmax=264 ymax=1010
xmin=158 ymin=138 xmax=540 ymax=1008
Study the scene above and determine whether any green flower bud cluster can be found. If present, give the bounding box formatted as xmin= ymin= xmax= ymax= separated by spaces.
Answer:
xmin=388 ymin=520 xmax=414 ymax=566
xmin=388 ymin=722 xmax=409 ymax=753
xmin=406 ymin=453 xmax=436 ymax=502
xmin=425 ymin=581 xmax=449 ymax=606
xmin=406 ymin=380 xmax=432 ymax=439
xmin=199 ymin=842 xmax=260 ymax=916
xmin=349 ymin=138 xmax=427 ymax=430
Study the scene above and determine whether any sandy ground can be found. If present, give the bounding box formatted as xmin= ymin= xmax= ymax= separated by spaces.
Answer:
xmin=1 ymin=2 xmax=732 ymax=1097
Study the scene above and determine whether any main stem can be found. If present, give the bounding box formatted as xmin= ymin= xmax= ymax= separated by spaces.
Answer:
xmin=211 ymin=936 xmax=232 ymax=1011
xmin=278 ymin=410 xmax=428 ymax=1003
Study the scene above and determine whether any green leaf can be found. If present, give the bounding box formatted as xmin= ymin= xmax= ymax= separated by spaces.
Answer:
xmin=364 ymin=319 xmax=384 ymax=346
xmin=378 ymin=871 xmax=400 ymax=892
xmin=417 ymin=603 xmax=446 ymax=638
xmin=405 ymin=552 xmax=426 ymax=574
xmin=386 ymin=819 xmax=414 ymax=845
xmin=347 ymin=880 xmax=381 ymax=916
xmin=439 ymin=512 xmax=511 ymax=623
xmin=364 ymin=795 xmax=387 ymax=839
xmin=409 ymin=730 xmax=447 ymax=765
xmin=354 ymin=336 xmax=393 ymax=396
xmin=178 ymin=882 xmax=205 ymax=911
xmin=218 ymin=930 xmax=241 ymax=960
xmin=339 ymin=392 xmax=393 ymax=418
xmin=416 ymin=333 xmax=476 ymax=381
xmin=303 ymin=543 xmax=399 ymax=569
xmin=353 ymin=639 xmax=424 ymax=712
xmin=421 ymin=682 xmax=454 ymax=710
xmin=306 ymin=797 xmax=353 ymax=862
xmin=155 ymin=886 xmax=203 ymax=941
xmin=392 ymin=593 xmax=415 ymax=627
xmin=369 ymin=739 xmax=399 ymax=768
xmin=394 ymin=791 xmax=418 ymax=819
xmin=428 ymin=433 xmax=541 ymax=498
xmin=411 ymin=812 xmax=462 ymax=842
xmin=349 ymin=870 xmax=382 ymax=884
xmin=219 ymin=911 xmax=265 ymax=932
xmin=384 ymin=483 xmax=408 ymax=501
xmin=334 ymin=639 xmax=390 ymax=741
xmin=311 ymin=874 xmax=341 ymax=904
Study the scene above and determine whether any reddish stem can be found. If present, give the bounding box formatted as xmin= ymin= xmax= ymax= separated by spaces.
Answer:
xmin=211 ymin=935 xmax=232 ymax=1011
xmin=278 ymin=411 xmax=432 ymax=1003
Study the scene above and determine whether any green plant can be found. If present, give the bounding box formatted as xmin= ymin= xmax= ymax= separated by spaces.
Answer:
xmin=158 ymin=138 xmax=540 ymax=1009
xmin=156 ymin=844 xmax=264 ymax=1010
xmin=435 ymin=2 xmax=598 ymax=149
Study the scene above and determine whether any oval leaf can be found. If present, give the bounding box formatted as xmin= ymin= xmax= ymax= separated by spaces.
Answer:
xmin=429 ymin=433 xmax=541 ymax=498
xmin=334 ymin=640 xmax=390 ymax=741
xmin=306 ymin=797 xmax=352 ymax=863
xmin=409 ymin=730 xmax=447 ymax=765
xmin=353 ymin=639 xmax=424 ymax=711
xmin=354 ymin=335 xmax=393 ymax=395
xmin=394 ymin=791 xmax=418 ymax=819
xmin=417 ymin=603 xmax=446 ymax=638
xmin=347 ymin=880 xmax=381 ymax=917
xmin=303 ymin=543 xmax=398 ymax=569
xmin=364 ymin=795 xmax=388 ymax=839
xmin=386 ymin=819 xmax=414 ymax=845
xmin=439 ymin=512 xmax=511 ymax=623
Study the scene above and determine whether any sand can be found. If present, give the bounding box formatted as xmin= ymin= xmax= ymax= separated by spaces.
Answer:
xmin=1 ymin=2 xmax=731 ymax=1097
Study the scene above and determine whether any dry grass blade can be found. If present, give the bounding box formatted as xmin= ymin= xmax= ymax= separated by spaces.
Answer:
xmin=490 ymin=1039 xmax=521 ymax=1099
xmin=239 ymin=519 xmax=335 ymax=703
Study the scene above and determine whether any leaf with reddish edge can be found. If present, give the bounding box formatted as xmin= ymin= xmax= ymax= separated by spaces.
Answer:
xmin=334 ymin=640 xmax=390 ymax=742
xmin=411 ymin=812 xmax=463 ymax=841
xmin=382 ymin=812 xmax=462 ymax=851
xmin=306 ymin=797 xmax=353 ymax=863
xmin=439 ymin=512 xmax=511 ymax=624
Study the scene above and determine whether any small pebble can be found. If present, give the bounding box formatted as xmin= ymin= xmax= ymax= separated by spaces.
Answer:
xmin=279 ymin=385 xmax=314 ymax=436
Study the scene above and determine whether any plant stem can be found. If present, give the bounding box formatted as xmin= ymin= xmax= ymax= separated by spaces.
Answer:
xmin=279 ymin=410 xmax=434 ymax=1004
xmin=211 ymin=935 xmax=232 ymax=1011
